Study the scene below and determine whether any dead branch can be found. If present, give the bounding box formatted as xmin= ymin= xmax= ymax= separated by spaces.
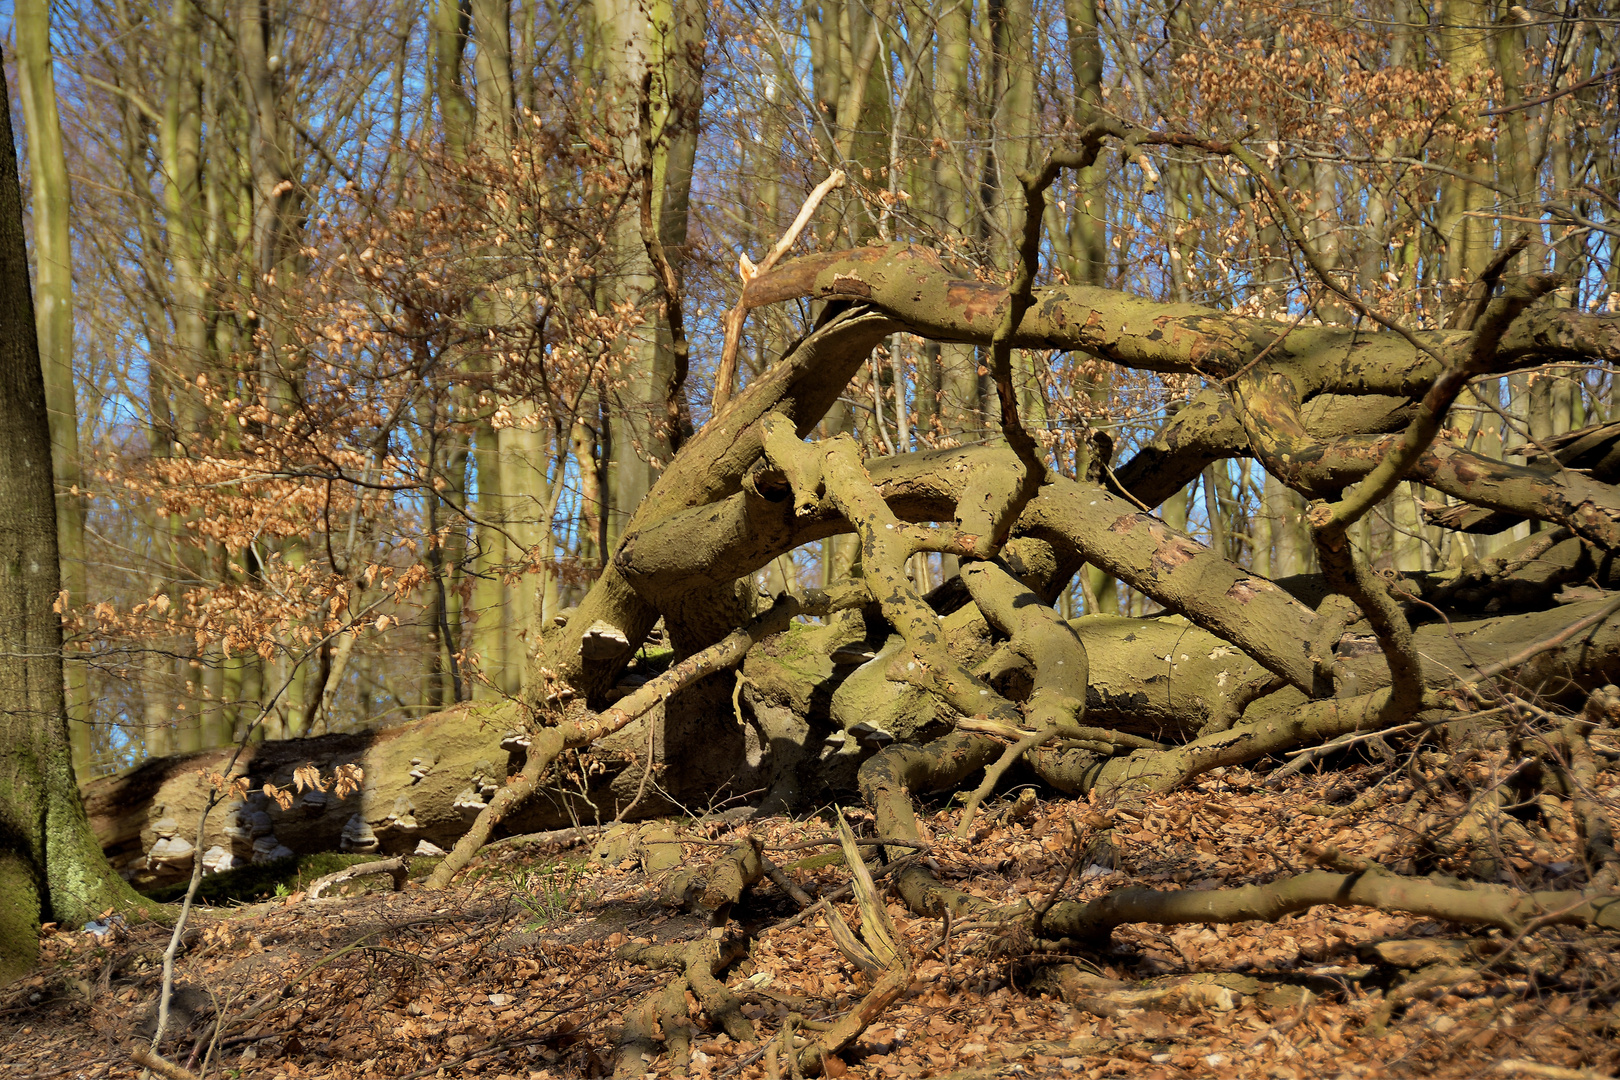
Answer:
xmin=130 ymin=1045 xmax=200 ymax=1080
xmin=713 ymin=170 xmax=846 ymax=410
xmin=305 ymin=857 xmax=409 ymax=900
xmin=665 ymin=837 xmax=765 ymax=916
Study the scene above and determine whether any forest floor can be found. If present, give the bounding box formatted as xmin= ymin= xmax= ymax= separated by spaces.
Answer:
xmin=4 ymin=761 xmax=1620 ymax=1080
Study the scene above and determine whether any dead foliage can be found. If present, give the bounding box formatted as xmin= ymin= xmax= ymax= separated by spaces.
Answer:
xmin=7 ymin=743 xmax=1620 ymax=1080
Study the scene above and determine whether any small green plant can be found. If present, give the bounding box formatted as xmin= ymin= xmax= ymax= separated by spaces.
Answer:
xmin=512 ymin=861 xmax=590 ymax=930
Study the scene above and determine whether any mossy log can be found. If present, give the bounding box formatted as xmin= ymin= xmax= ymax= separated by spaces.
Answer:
xmin=82 ymin=702 xmax=520 ymax=884
xmin=89 ymin=587 xmax=1620 ymax=883
xmin=82 ymin=691 xmax=808 ymax=888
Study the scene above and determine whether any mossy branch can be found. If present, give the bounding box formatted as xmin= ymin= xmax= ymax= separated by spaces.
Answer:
xmin=429 ymin=591 xmax=838 ymax=888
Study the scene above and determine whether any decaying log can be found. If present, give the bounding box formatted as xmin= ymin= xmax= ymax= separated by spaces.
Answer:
xmin=82 ymin=702 xmax=520 ymax=884
xmin=82 ymin=689 xmax=805 ymax=884
xmin=88 ymin=591 xmax=1620 ymax=876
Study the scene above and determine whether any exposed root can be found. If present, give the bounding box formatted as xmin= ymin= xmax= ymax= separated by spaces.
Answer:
xmin=763 ymin=1013 xmax=805 ymax=1080
xmin=860 ymin=731 xmax=1002 ymax=861
xmin=613 ymin=977 xmax=691 ymax=1079
xmin=1450 ymin=758 xmax=1543 ymax=881
xmin=619 ymin=936 xmax=756 ymax=1043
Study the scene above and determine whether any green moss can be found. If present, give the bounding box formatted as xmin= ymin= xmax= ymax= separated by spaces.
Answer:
xmin=139 ymin=852 xmax=443 ymax=906
xmin=0 ymin=851 xmax=43 ymax=982
xmin=633 ymin=645 xmax=676 ymax=669
xmin=785 ymin=851 xmax=846 ymax=872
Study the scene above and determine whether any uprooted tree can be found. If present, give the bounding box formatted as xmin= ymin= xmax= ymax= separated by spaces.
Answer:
xmin=89 ymin=129 xmax=1620 ymax=918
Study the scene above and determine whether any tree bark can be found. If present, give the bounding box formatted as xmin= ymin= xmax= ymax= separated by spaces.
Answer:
xmin=13 ymin=0 xmax=89 ymax=776
xmin=0 ymin=57 xmax=145 ymax=980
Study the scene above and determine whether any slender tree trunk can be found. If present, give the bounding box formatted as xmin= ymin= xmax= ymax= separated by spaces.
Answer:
xmin=14 ymin=0 xmax=91 ymax=775
xmin=930 ymin=0 xmax=980 ymax=584
xmin=1064 ymin=0 xmax=1106 ymax=286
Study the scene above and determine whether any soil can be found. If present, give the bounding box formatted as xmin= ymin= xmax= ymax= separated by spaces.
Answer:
xmin=4 ymin=763 xmax=1619 ymax=1080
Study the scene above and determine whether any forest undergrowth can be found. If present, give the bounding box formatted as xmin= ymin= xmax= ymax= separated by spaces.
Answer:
xmin=5 ymin=748 xmax=1620 ymax=1080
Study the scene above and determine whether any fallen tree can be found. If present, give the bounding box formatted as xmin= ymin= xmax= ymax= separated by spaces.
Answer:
xmin=490 ymin=128 xmax=1620 ymax=902
xmin=70 ymin=127 xmax=1620 ymax=1080
xmin=90 ymin=129 xmax=1620 ymax=903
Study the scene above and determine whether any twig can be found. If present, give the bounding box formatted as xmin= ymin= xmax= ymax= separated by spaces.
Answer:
xmin=1032 ymin=821 xmax=1083 ymax=941
xmin=1479 ymin=65 xmax=1620 ymax=116
xmin=1268 ymin=709 xmax=1464 ymax=786
xmin=130 ymin=1047 xmax=198 ymax=1080
xmin=143 ymin=612 xmax=364 ymax=1057
xmin=762 ymin=857 xmax=917 ymax=933
xmin=193 ymin=987 xmax=229 ymax=1079
xmin=761 ymin=852 xmax=815 ymax=909
xmin=956 ymin=726 xmax=1060 ymax=839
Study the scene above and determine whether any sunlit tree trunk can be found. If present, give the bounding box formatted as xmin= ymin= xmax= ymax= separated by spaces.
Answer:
xmin=1436 ymin=0 xmax=1495 ymax=319
xmin=14 ymin=0 xmax=91 ymax=775
xmin=0 ymin=57 xmax=144 ymax=979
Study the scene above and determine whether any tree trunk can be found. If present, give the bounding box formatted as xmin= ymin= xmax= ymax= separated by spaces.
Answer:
xmin=0 ymin=58 xmax=145 ymax=980
xmin=13 ymin=0 xmax=90 ymax=777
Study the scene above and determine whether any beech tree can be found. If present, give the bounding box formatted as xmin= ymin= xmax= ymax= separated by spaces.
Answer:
xmin=0 ymin=47 xmax=144 ymax=982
